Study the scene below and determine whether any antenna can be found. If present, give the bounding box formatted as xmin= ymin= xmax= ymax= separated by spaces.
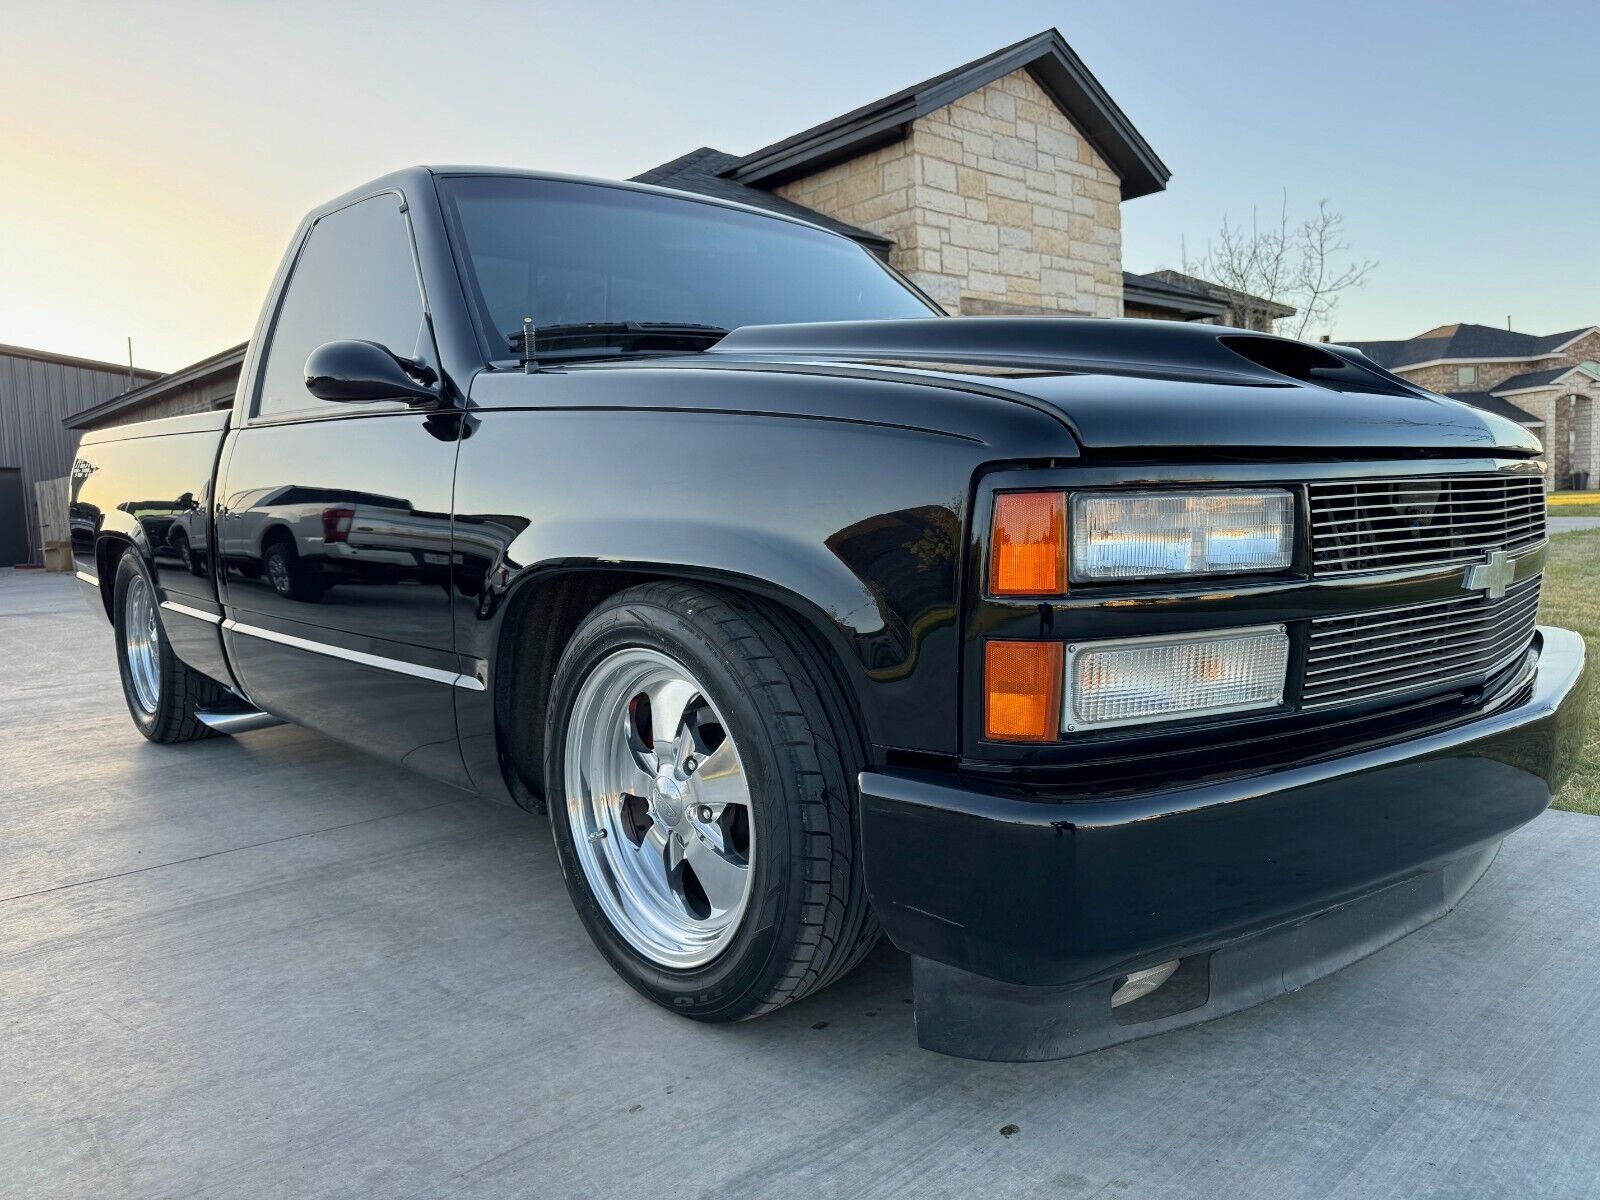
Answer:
xmin=521 ymin=316 xmax=537 ymax=374
xmin=126 ymin=336 xmax=135 ymax=387
xmin=1506 ymin=314 xmax=1512 ymax=331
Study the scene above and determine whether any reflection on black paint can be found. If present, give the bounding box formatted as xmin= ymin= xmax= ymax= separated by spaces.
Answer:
xmin=213 ymin=411 xmax=465 ymax=785
xmin=825 ymin=504 xmax=960 ymax=679
xmin=452 ymin=511 xmax=533 ymax=616
xmin=218 ymin=484 xmax=454 ymax=604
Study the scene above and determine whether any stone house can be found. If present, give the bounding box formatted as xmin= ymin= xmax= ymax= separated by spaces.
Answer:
xmin=635 ymin=29 xmax=1233 ymax=322
xmin=1346 ymin=324 xmax=1600 ymax=489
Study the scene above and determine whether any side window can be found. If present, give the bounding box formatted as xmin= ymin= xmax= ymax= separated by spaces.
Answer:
xmin=255 ymin=194 xmax=429 ymax=419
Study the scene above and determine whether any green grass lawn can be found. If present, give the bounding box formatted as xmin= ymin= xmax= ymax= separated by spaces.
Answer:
xmin=1541 ymin=531 xmax=1600 ymax=814
xmin=1548 ymin=490 xmax=1600 ymax=518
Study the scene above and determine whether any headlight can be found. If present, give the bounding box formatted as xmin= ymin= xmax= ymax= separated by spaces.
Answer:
xmin=1070 ymin=490 xmax=1294 ymax=582
xmin=1065 ymin=625 xmax=1289 ymax=730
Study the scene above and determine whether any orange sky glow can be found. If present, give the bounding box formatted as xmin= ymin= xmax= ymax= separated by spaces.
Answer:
xmin=3 ymin=1 xmax=1595 ymax=375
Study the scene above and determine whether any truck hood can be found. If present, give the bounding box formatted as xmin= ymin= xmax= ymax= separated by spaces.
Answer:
xmin=704 ymin=318 xmax=1542 ymax=457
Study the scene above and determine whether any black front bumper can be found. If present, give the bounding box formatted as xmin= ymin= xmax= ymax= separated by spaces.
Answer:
xmin=859 ymin=626 xmax=1589 ymax=1061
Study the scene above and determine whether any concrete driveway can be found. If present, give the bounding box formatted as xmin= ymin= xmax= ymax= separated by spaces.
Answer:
xmin=5 ymin=569 xmax=1600 ymax=1199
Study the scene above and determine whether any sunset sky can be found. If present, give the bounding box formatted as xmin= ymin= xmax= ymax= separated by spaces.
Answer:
xmin=3 ymin=0 xmax=1595 ymax=372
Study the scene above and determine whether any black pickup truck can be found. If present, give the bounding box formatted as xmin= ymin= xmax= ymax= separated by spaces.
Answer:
xmin=71 ymin=167 xmax=1587 ymax=1061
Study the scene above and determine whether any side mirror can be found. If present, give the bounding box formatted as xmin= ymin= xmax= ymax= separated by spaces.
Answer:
xmin=304 ymin=340 xmax=440 ymax=406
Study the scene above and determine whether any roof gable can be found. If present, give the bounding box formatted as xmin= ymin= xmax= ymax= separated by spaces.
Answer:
xmin=1534 ymin=326 xmax=1600 ymax=355
xmin=720 ymin=29 xmax=1168 ymax=201
xmin=1491 ymin=364 xmax=1600 ymax=395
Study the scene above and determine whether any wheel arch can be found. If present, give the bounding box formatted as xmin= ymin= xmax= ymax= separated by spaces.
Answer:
xmin=488 ymin=561 xmax=875 ymax=812
xmin=92 ymin=533 xmax=142 ymax=618
xmin=258 ymin=522 xmax=296 ymax=554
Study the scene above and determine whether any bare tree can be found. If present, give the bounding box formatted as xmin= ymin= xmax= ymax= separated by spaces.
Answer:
xmin=1182 ymin=196 xmax=1376 ymax=340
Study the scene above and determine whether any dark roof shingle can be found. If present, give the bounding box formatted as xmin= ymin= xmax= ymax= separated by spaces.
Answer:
xmin=1442 ymin=390 xmax=1544 ymax=426
xmin=1121 ymin=271 xmax=1229 ymax=319
xmin=1492 ymin=366 xmax=1590 ymax=393
xmin=1346 ymin=323 xmax=1595 ymax=370
xmin=1142 ymin=269 xmax=1295 ymax=320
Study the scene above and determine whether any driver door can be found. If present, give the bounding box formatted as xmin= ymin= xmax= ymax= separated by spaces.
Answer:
xmin=216 ymin=191 xmax=471 ymax=785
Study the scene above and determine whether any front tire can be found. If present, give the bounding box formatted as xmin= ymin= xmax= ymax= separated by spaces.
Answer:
xmin=544 ymin=583 xmax=879 ymax=1021
xmin=113 ymin=552 xmax=229 ymax=743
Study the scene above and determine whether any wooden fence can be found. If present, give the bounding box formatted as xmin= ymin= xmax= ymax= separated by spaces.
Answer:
xmin=34 ymin=476 xmax=71 ymax=571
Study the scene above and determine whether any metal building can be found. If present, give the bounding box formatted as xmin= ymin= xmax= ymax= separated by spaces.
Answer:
xmin=0 ymin=343 xmax=159 ymax=565
xmin=63 ymin=342 xmax=245 ymax=434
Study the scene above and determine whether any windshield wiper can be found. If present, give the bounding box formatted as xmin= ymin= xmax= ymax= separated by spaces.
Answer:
xmin=509 ymin=321 xmax=730 ymax=364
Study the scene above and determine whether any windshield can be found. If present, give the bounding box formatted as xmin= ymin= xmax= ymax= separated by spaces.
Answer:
xmin=438 ymin=176 xmax=937 ymax=359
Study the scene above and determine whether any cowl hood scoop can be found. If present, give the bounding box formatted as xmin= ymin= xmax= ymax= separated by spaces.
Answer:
xmin=706 ymin=317 xmax=1542 ymax=456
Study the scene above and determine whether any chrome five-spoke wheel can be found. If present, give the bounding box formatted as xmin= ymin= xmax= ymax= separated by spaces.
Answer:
xmin=546 ymin=584 xmax=877 ymax=1021
xmin=564 ymin=648 xmax=755 ymax=969
xmin=123 ymin=572 xmax=162 ymax=715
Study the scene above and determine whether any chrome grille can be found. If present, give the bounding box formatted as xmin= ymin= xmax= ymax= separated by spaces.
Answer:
xmin=1309 ymin=473 xmax=1545 ymax=575
xmin=1302 ymin=574 xmax=1541 ymax=709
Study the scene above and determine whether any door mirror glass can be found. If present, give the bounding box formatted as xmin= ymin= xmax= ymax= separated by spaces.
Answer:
xmin=303 ymin=340 xmax=439 ymax=406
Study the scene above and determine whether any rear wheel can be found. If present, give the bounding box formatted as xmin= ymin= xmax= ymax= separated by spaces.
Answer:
xmin=113 ymin=552 xmax=229 ymax=742
xmin=545 ymin=583 xmax=879 ymax=1021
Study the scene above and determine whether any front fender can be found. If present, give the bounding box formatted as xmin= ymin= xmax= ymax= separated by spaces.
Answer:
xmin=448 ymin=406 xmax=1012 ymax=763
xmin=505 ymin=517 xmax=892 ymax=639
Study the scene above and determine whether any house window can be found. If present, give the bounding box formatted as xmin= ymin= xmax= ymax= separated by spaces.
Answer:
xmin=1457 ymin=365 xmax=1479 ymax=387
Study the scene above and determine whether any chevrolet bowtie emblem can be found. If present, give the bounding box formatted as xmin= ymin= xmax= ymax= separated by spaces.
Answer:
xmin=1464 ymin=549 xmax=1515 ymax=600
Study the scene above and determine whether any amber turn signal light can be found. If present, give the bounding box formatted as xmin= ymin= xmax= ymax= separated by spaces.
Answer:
xmin=990 ymin=491 xmax=1066 ymax=596
xmin=984 ymin=640 xmax=1064 ymax=742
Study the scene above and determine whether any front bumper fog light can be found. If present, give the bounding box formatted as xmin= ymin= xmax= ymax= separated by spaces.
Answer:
xmin=1065 ymin=625 xmax=1289 ymax=730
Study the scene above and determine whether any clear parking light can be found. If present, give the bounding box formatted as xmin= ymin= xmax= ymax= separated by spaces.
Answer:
xmin=1070 ymin=490 xmax=1294 ymax=582
xmin=1065 ymin=625 xmax=1289 ymax=730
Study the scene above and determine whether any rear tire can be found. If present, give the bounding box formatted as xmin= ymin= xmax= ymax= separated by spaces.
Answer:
xmin=113 ymin=551 xmax=229 ymax=743
xmin=544 ymin=582 xmax=879 ymax=1022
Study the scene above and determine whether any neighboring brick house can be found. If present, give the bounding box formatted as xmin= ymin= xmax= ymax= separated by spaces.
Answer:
xmin=1345 ymin=323 xmax=1600 ymax=489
